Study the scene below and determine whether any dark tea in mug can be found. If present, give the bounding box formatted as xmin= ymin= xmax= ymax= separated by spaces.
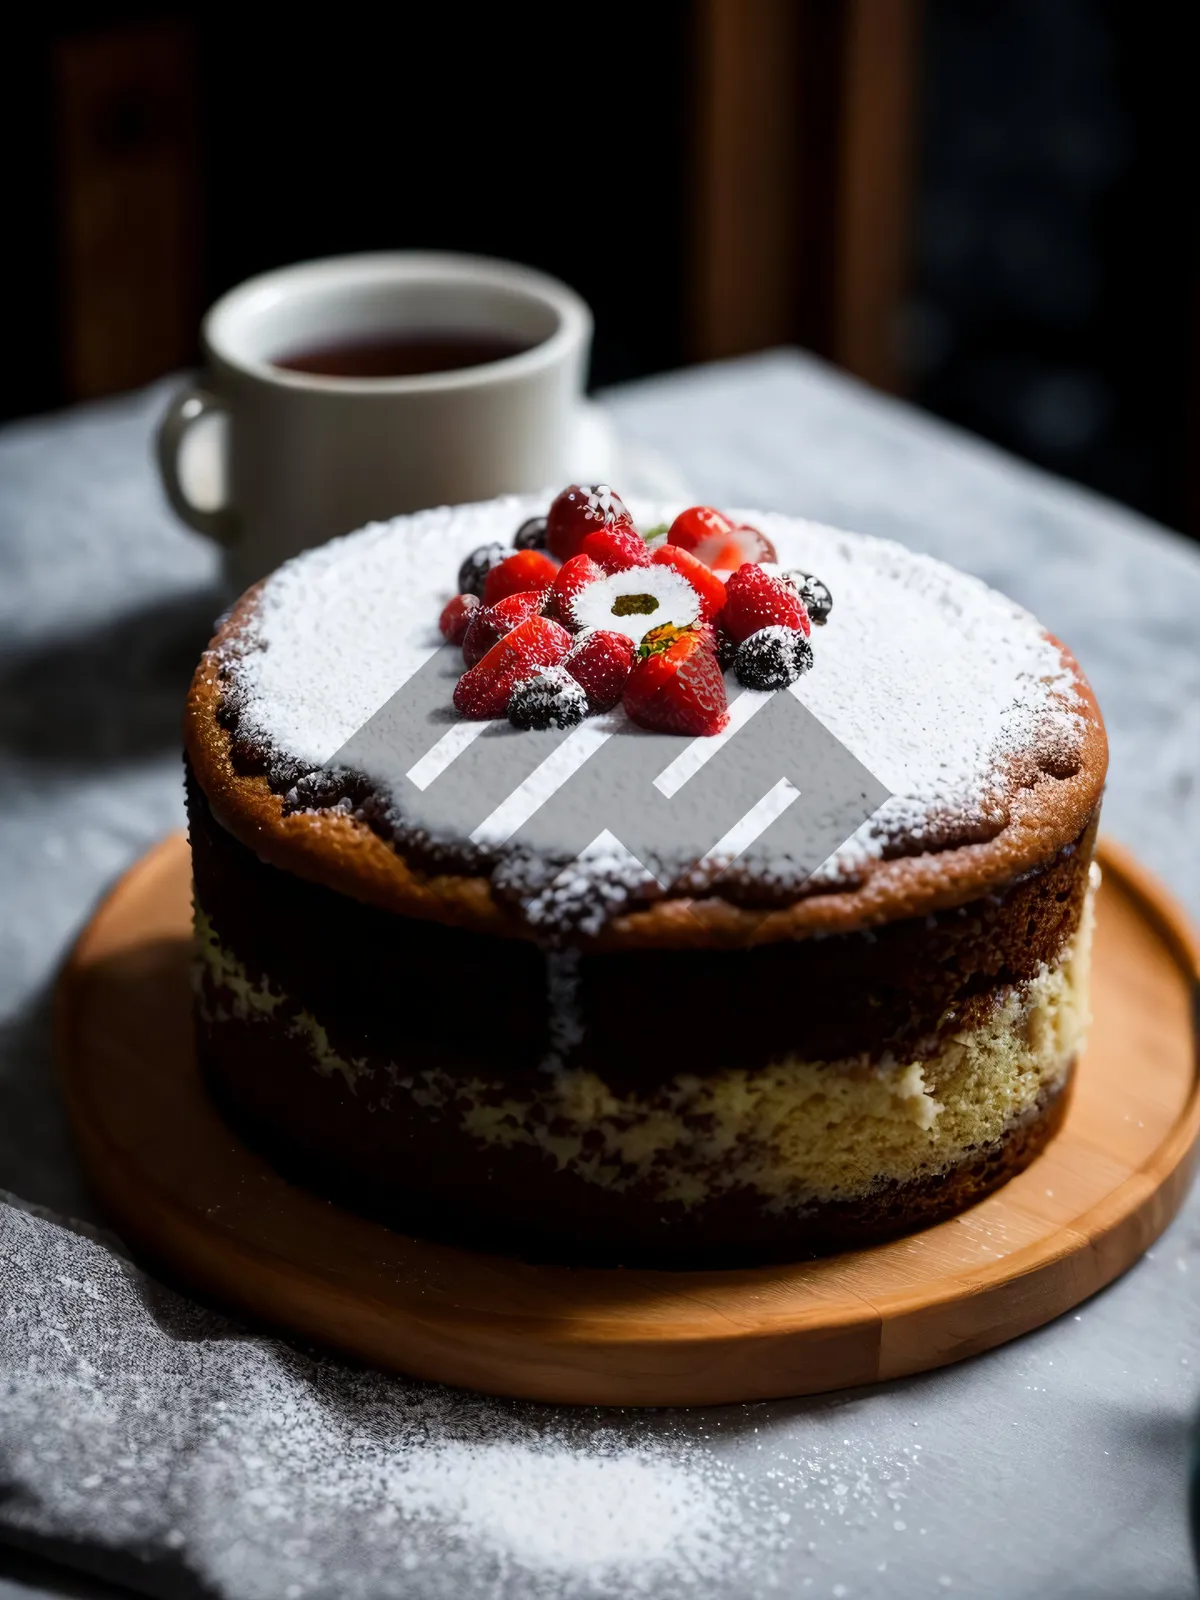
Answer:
xmin=273 ymin=331 xmax=533 ymax=379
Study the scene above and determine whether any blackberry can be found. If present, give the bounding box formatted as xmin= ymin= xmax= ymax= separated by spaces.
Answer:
xmin=457 ymin=542 xmax=506 ymax=597
xmin=715 ymin=626 xmax=739 ymax=672
xmin=507 ymin=666 xmax=589 ymax=730
xmin=735 ymin=625 xmax=814 ymax=690
xmin=513 ymin=515 xmax=549 ymax=551
xmin=781 ymin=569 xmax=833 ymax=625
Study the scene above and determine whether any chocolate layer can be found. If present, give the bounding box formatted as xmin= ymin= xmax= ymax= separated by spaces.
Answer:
xmin=187 ymin=767 xmax=1096 ymax=1084
xmin=195 ymin=997 xmax=1072 ymax=1267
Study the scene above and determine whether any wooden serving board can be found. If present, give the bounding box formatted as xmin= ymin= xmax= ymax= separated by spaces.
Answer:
xmin=56 ymin=833 xmax=1200 ymax=1407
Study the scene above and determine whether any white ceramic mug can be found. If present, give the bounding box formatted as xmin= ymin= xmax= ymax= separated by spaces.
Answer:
xmin=157 ymin=252 xmax=594 ymax=589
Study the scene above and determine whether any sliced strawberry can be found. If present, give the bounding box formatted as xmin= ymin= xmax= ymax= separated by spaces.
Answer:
xmin=650 ymin=544 xmax=726 ymax=621
xmin=667 ymin=505 xmax=734 ymax=553
xmin=439 ymin=592 xmax=480 ymax=646
xmin=693 ymin=525 xmax=778 ymax=572
xmin=482 ymin=549 xmax=559 ymax=606
xmin=580 ymin=524 xmax=652 ymax=573
xmin=667 ymin=507 xmax=776 ymax=570
xmin=461 ymin=589 xmax=546 ymax=667
xmin=453 ymin=615 xmax=573 ymax=719
xmin=546 ymin=484 xmax=634 ymax=561
xmin=622 ymin=629 xmax=729 ymax=736
xmin=544 ymin=552 xmax=605 ymax=626
xmin=722 ymin=563 xmax=810 ymax=643
xmin=564 ymin=629 xmax=636 ymax=711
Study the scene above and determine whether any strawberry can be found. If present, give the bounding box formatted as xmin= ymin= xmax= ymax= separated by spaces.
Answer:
xmin=650 ymin=544 xmax=726 ymax=621
xmin=453 ymin=615 xmax=573 ymax=719
xmin=439 ymin=592 xmax=480 ymax=646
xmin=622 ymin=628 xmax=729 ymax=736
xmin=564 ymin=629 xmax=636 ymax=711
xmin=721 ymin=562 xmax=810 ymax=643
xmin=461 ymin=589 xmax=546 ymax=667
xmin=545 ymin=552 xmax=605 ymax=626
xmin=482 ymin=549 xmax=559 ymax=606
xmin=580 ymin=524 xmax=651 ymax=573
xmin=546 ymin=484 xmax=634 ymax=561
xmin=667 ymin=505 xmax=734 ymax=553
xmin=695 ymin=526 xmax=778 ymax=572
xmin=667 ymin=506 xmax=776 ymax=571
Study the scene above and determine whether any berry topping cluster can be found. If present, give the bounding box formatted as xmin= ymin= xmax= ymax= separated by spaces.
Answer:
xmin=438 ymin=487 xmax=834 ymax=735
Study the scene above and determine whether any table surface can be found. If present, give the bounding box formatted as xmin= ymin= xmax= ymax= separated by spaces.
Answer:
xmin=2 ymin=350 xmax=1199 ymax=1600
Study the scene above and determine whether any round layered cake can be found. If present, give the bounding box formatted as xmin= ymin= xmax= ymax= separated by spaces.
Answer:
xmin=185 ymin=491 xmax=1106 ymax=1265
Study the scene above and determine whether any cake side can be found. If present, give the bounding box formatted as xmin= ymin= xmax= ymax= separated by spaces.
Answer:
xmin=187 ymin=769 xmax=1096 ymax=1264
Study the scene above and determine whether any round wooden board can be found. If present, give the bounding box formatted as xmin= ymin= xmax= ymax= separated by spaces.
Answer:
xmin=57 ymin=833 xmax=1200 ymax=1407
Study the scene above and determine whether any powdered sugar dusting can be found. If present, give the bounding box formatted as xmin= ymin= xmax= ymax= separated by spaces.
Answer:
xmin=4 ymin=1198 xmax=935 ymax=1599
xmin=226 ymin=494 xmax=1082 ymax=903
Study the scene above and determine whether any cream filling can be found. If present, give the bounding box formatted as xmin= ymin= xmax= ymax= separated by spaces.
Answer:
xmin=194 ymin=873 xmax=1094 ymax=1209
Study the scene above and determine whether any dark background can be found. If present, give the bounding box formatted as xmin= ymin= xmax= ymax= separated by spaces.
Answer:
xmin=2 ymin=2 xmax=1195 ymax=534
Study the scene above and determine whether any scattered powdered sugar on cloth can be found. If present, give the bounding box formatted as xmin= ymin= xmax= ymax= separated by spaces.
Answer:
xmin=221 ymin=495 xmax=1082 ymax=914
xmin=5 ymin=1194 xmax=895 ymax=1600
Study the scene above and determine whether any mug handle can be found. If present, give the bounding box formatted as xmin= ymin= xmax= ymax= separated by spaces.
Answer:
xmin=156 ymin=384 xmax=240 ymax=548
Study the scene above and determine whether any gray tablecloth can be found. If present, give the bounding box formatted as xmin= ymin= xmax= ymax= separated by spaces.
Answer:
xmin=2 ymin=352 xmax=1199 ymax=1600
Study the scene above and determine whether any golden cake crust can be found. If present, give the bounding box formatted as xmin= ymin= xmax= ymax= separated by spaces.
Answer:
xmin=185 ymin=583 xmax=1107 ymax=952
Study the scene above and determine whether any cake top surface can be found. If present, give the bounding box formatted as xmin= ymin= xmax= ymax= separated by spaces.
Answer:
xmin=193 ymin=494 xmax=1105 ymax=943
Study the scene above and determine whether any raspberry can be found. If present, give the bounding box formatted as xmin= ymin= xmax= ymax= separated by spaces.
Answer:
xmin=564 ymin=629 xmax=636 ymax=712
xmin=580 ymin=524 xmax=652 ymax=573
xmin=780 ymin=569 xmax=833 ymax=625
xmin=507 ymin=666 xmax=589 ymax=730
xmin=439 ymin=592 xmax=480 ymax=646
xmin=457 ymin=542 xmax=507 ymax=597
xmin=622 ymin=629 xmax=729 ymax=736
xmin=482 ymin=549 xmax=559 ymax=606
xmin=545 ymin=484 xmax=634 ymax=561
xmin=453 ymin=615 xmax=573 ymax=719
xmin=545 ymin=552 xmax=605 ymax=626
xmin=513 ymin=515 xmax=549 ymax=551
xmin=461 ymin=589 xmax=546 ymax=667
xmin=650 ymin=544 xmax=726 ymax=621
xmin=735 ymin=625 xmax=814 ymax=690
xmin=722 ymin=563 xmax=810 ymax=643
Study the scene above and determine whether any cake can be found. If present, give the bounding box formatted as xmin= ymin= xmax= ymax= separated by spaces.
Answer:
xmin=184 ymin=487 xmax=1107 ymax=1265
